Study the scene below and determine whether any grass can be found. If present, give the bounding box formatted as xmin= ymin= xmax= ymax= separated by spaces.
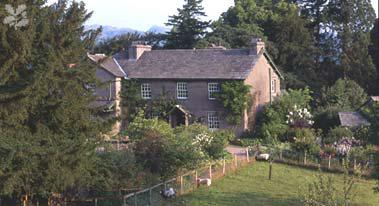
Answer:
xmin=165 ymin=162 xmax=379 ymax=206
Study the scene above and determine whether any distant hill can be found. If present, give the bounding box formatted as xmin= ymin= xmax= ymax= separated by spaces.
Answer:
xmin=86 ymin=25 xmax=169 ymax=41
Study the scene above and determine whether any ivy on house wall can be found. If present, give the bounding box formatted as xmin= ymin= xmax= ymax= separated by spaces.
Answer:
xmin=215 ymin=81 xmax=252 ymax=126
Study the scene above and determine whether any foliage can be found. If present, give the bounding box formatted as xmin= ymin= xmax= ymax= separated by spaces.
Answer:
xmin=165 ymin=0 xmax=210 ymax=49
xmin=361 ymin=102 xmax=379 ymax=145
xmin=127 ymin=110 xmax=174 ymax=142
xmin=0 ymin=0 xmax=110 ymax=199
xmin=289 ymin=128 xmax=320 ymax=155
xmin=121 ymin=79 xmax=146 ymax=122
xmin=93 ymin=150 xmax=144 ymax=192
xmin=301 ymin=158 xmax=361 ymax=206
xmin=317 ymin=78 xmax=368 ymax=112
xmin=313 ymin=106 xmax=342 ymax=135
xmin=215 ymin=81 xmax=251 ymax=126
xmin=94 ymin=32 xmax=165 ymax=55
xmin=149 ymin=91 xmax=178 ymax=121
xmin=286 ymin=105 xmax=314 ymax=128
xmin=369 ymin=19 xmax=379 ymax=92
xmin=256 ymin=88 xmax=312 ymax=142
xmin=302 ymin=173 xmax=340 ymax=206
xmin=325 ymin=127 xmax=353 ymax=145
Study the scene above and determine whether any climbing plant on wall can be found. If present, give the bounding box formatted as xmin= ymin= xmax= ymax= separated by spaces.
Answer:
xmin=216 ymin=81 xmax=251 ymax=125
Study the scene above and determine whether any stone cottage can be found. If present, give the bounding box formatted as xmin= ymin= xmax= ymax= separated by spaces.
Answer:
xmin=113 ymin=38 xmax=283 ymax=135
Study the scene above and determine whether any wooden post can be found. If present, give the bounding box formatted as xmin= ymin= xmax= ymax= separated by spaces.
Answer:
xmin=180 ymin=176 xmax=184 ymax=195
xmin=328 ymin=155 xmax=331 ymax=169
xmin=94 ymin=198 xmax=98 ymax=206
xmin=36 ymin=200 xmax=39 ymax=206
xmin=194 ymin=170 xmax=198 ymax=189
xmin=353 ymin=158 xmax=357 ymax=171
xmin=222 ymin=159 xmax=226 ymax=175
xmin=280 ymin=150 xmax=283 ymax=160
xmin=304 ymin=151 xmax=307 ymax=165
xmin=123 ymin=196 xmax=127 ymax=206
xmin=209 ymin=164 xmax=212 ymax=179
xmin=149 ymin=188 xmax=152 ymax=206
xmin=234 ymin=155 xmax=238 ymax=168
xmin=269 ymin=161 xmax=273 ymax=180
xmin=246 ymin=149 xmax=250 ymax=163
xmin=134 ymin=193 xmax=137 ymax=206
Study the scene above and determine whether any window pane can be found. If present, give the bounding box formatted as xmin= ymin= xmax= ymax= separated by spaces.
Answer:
xmin=141 ymin=83 xmax=151 ymax=99
xmin=208 ymin=83 xmax=220 ymax=100
xmin=208 ymin=112 xmax=220 ymax=129
xmin=177 ymin=82 xmax=188 ymax=99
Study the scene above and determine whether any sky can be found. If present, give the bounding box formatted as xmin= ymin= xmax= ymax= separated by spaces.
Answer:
xmin=47 ymin=0 xmax=378 ymax=31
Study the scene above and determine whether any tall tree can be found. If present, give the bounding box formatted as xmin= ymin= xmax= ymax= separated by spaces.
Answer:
xmin=370 ymin=19 xmax=379 ymax=94
xmin=165 ymin=0 xmax=210 ymax=49
xmin=0 ymin=0 xmax=108 ymax=202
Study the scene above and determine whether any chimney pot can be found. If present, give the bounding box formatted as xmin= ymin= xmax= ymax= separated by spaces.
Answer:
xmin=250 ymin=38 xmax=265 ymax=55
xmin=128 ymin=42 xmax=152 ymax=61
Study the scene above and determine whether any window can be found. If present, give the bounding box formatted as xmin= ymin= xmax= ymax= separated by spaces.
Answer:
xmin=177 ymin=82 xmax=188 ymax=99
xmin=208 ymin=112 xmax=220 ymax=130
xmin=271 ymin=79 xmax=277 ymax=94
xmin=208 ymin=83 xmax=220 ymax=100
xmin=141 ymin=83 xmax=151 ymax=99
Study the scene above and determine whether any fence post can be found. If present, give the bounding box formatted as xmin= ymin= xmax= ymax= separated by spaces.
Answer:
xmin=234 ymin=155 xmax=238 ymax=168
xmin=222 ymin=159 xmax=226 ymax=175
xmin=149 ymin=188 xmax=152 ymax=206
xmin=180 ymin=175 xmax=184 ymax=195
xmin=209 ymin=164 xmax=212 ymax=179
xmin=194 ymin=170 xmax=198 ymax=190
xmin=328 ymin=155 xmax=331 ymax=169
xmin=246 ymin=149 xmax=250 ymax=163
xmin=123 ymin=196 xmax=127 ymax=206
xmin=94 ymin=198 xmax=98 ymax=206
xmin=134 ymin=193 xmax=137 ymax=206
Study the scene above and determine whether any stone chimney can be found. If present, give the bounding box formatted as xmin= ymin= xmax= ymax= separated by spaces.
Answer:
xmin=250 ymin=38 xmax=265 ymax=55
xmin=128 ymin=41 xmax=152 ymax=61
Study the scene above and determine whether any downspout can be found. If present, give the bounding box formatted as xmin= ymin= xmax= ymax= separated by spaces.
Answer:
xmin=269 ymin=68 xmax=272 ymax=104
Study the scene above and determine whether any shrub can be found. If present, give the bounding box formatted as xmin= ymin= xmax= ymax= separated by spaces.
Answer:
xmin=289 ymin=128 xmax=320 ymax=156
xmin=127 ymin=110 xmax=174 ymax=141
xmin=255 ymin=88 xmax=313 ymax=142
xmin=325 ymin=127 xmax=353 ymax=145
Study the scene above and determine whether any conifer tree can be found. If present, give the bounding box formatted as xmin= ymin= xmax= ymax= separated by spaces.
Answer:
xmin=165 ymin=0 xmax=210 ymax=49
xmin=0 ymin=0 xmax=108 ymax=202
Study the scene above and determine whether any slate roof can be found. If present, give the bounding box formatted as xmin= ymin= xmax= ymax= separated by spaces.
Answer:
xmin=118 ymin=49 xmax=261 ymax=80
xmin=88 ymin=54 xmax=126 ymax=77
xmin=338 ymin=112 xmax=370 ymax=127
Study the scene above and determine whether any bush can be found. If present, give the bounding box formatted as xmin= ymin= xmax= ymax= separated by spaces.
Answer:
xmin=94 ymin=150 xmax=144 ymax=192
xmin=325 ymin=127 xmax=353 ymax=145
xmin=255 ymin=88 xmax=313 ymax=142
xmin=289 ymin=128 xmax=320 ymax=156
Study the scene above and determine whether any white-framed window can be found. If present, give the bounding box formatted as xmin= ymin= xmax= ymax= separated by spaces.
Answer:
xmin=208 ymin=82 xmax=220 ymax=100
xmin=271 ymin=79 xmax=277 ymax=94
xmin=141 ymin=83 xmax=151 ymax=99
xmin=207 ymin=112 xmax=220 ymax=130
xmin=177 ymin=82 xmax=188 ymax=99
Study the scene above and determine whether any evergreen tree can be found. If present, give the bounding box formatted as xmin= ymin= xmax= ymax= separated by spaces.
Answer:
xmin=165 ymin=0 xmax=210 ymax=49
xmin=0 ymin=0 xmax=108 ymax=201
xmin=370 ymin=19 xmax=379 ymax=94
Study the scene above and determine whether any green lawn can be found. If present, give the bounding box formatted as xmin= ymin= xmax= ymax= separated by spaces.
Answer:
xmin=166 ymin=162 xmax=379 ymax=206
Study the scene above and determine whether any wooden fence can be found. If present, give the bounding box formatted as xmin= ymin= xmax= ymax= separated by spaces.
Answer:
xmin=88 ymin=149 xmax=254 ymax=206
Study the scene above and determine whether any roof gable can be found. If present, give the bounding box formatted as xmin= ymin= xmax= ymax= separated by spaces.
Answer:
xmin=338 ymin=112 xmax=370 ymax=127
xmin=88 ymin=54 xmax=126 ymax=78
